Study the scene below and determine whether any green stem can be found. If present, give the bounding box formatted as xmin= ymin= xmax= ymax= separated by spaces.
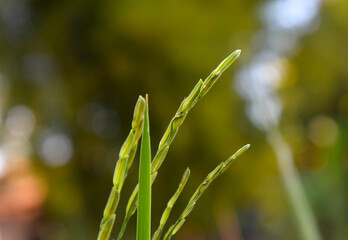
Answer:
xmin=267 ymin=129 xmax=322 ymax=240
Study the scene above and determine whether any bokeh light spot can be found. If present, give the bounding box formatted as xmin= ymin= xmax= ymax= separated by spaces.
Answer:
xmin=262 ymin=0 xmax=321 ymax=32
xmin=38 ymin=132 xmax=73 ymax=167
xmin=23 ymin=53 xmax=56 ymax=83
xmin=308 ymin=116 xmax=338 ymax=147
xmin=77 ymin=103 xmax=121 ymax=139
xmin=0 ymin=148 xmax=6 ymax=177
xmin=5 ymin=105 xmax=35 ymax=137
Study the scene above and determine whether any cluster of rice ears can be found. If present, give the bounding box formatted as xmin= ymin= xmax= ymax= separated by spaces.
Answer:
xmin=97 ymin=50 xmax=250 ymax=240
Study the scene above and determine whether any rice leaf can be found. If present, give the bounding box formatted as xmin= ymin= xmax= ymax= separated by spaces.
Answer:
xmin=137 ymin=95 xmax=152 ymax=240
xmin=117 ymin=172 xmax=157 ymax=240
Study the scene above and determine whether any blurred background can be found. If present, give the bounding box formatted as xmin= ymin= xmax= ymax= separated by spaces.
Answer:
xmin=0 ymin=0 xmax=347 ymax=239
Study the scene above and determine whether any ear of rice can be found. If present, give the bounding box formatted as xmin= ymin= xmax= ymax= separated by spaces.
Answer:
xmin=97 ymin=96 xmax=145 ymax=240
xmin=152 ymin=168 xmax=190 ymax=240
xmin=163 ymin=144 xmax=250 ymax=240
xmin=98 ymin=215 xmax=116 ymax=240
xmin=116 ymin=50 xmax=241 ymax=239
xmin=200 ymin=50 xmax=241 ymax=97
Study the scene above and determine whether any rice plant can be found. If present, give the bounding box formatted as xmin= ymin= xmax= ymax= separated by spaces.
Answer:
xmin=97 ymin=50 xmax=250 ymax=240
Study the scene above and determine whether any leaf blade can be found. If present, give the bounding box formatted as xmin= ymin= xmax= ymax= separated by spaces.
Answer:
xmin=137 ymin=94 xmax=152 ymax=240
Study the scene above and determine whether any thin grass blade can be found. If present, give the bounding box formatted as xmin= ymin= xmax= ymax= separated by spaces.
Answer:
xmin=137 ymin=95 xmax=152 ymax=240
xmin=117 ymin=173 xmax=157 ymax=240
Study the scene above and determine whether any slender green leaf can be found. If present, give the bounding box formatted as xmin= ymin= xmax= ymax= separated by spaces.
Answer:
xmin=117 ymin=173 xmax=157 ymax=240
xmin=137 ymin=94 xmax=151 ymax=240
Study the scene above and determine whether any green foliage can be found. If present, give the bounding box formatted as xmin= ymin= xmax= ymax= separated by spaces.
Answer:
xmin=116 ymin=50 xmax=242 ymax=240
xmin=98 ymin=50 xmax=249 ymax=240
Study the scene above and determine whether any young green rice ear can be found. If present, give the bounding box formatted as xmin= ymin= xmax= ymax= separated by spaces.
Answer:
xmin=200 ymin=50 xmax=241 ymax=98
xmin=97 ymin=215 xmax=116 ymax=240
xmin=116 ymin=50 xmax=241 ymax=239
xmin=152 ymin=168 xmax=191 ymax=240
xmin=163 ymin=144 xmax=250 ymax=240
xmin=97 ymin=96 xmax=145 ymax=240
xmin=153 ymin=50 xmax=242 ymax=174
